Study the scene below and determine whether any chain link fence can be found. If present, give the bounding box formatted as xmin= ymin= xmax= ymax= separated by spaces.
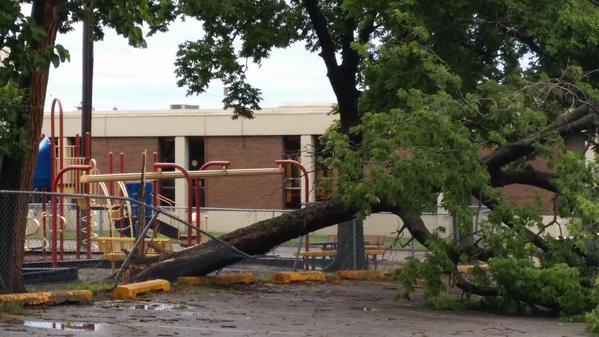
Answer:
xmin=0 ymin=190 xmax=251 ymax=294
xmin=0 ymin=189 xmax=453 ymax=295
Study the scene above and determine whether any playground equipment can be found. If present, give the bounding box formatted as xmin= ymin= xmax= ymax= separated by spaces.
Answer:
xmin=30 ymin=97 xmax=311 ymax=270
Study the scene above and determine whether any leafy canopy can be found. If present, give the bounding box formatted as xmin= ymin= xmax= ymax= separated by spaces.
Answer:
xmin=0 ymin=0 xmax=173 ymax=157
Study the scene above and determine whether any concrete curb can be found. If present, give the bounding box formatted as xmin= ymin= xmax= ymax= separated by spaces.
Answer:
xmin=335 ymin=270 xmax=387 ymax=281
xmin=178 ymin=273 xmax=256 ymax=286
xmin=272 ymin=271 xmax=326 ymax=284
xmin=113 ymin=279 xmax=171 ymax=300
xmin=0 ymin=290 xmax=93 ymax=305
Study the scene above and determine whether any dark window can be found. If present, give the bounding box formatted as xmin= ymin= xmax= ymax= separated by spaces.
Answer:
xmin=158 ymin=137 xmax=175 ymax=204
xmin=188 ymin=137 xmax=205 ymax=207
xmin=283 ymin=136 xmax=301 ymax=209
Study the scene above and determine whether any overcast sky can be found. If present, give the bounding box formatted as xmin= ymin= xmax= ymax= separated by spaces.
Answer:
xmin=45 ymin=19 xmax=335 ymax=112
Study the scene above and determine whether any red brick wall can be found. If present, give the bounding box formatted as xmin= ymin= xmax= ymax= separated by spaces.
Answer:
xmin=205 ymin=136 xmax=285 ymax=209
xmin=90 ymin=137 xmax=159 ymax=173
xmin=491 ymin=134 xmax=585 ymax=214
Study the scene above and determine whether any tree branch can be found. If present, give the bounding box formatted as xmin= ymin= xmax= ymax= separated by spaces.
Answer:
xmin=482 ymin=104 xmax=594 ymax=170
xmin=302 ymin=0 xmax=338 ymax=71
xmin=490 ymin=168 xmax=559 ymax=193
xmin=475 ymin=189 xmax=550 ymax=253
xmin=502 ymin=26 xmax=544 ymax=57
xmin=453 ymin=271 xmax=498 ymax=297
xmin=386 ymin=201 xmax=496 ymax=296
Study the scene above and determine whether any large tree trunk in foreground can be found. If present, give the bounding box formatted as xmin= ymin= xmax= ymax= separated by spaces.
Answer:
xmin=0 ymin=0 xmax=64 ymax=294
xmin=324 ymin=219 xmax=366 ymax=271
xmin=130 ymin=200 xmax=358 ymax=282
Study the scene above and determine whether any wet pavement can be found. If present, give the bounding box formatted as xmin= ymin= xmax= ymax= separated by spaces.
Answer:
xmin=0 ymin=280 xmax=591 ymax=337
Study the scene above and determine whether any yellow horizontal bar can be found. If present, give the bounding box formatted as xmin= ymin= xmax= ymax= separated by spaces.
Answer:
xmin=80 ymin=167 xmax=284 ymax=183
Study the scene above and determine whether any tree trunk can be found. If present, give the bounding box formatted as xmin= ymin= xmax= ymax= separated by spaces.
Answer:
xmin=0 ymin=0 xmax=64 ymax=294
xmin=328 ymin=79 xmax=364 ymax=270
xmin=324 ymin=218 xmax=366 ymax=270
xmin=130 ymin=200 xmax=358 ymax=282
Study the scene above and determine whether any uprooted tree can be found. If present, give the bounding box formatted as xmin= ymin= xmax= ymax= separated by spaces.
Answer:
xmin=132 ymin=0 xmax=599 ymax=330
xmin=0 ymin=0 xmax=173 ymax=294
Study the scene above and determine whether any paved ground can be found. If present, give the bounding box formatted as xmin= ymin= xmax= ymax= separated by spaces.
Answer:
xmin=0 ymin=279 xmax=590 ymax=337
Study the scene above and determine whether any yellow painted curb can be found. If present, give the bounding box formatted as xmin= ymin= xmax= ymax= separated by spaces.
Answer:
xmin=0 ymin=290 xmax=93 ymax=305
xmin=113 ymin=279 xmax=171 ymax=300
xmin=272 ymin=272 xmax=326 ymax=284
xmin=457 ymin=263 xmax=490 ymax=274
xmin=336 ymin=270 xmax=386 ymax=281
xmin=178 ymin=272 xmax=256 ymax=286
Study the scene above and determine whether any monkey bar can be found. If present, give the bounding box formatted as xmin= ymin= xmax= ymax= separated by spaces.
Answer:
xmin=80 ymin=167 xmax=284 ymax=183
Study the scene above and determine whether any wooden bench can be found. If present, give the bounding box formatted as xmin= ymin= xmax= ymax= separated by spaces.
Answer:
xmin=297 ymin=248 xmax=385 ymax=270
xmin=306 ymin=234 xmax=387 ymax=269
xmin=325 ymin=234 xmax=386 ymax=249
xmin=96 ymin=237 xmax=173 ymax=271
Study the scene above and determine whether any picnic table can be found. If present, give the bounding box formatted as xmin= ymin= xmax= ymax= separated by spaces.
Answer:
xmin=299 ymin=235 xmax=387 ymax=270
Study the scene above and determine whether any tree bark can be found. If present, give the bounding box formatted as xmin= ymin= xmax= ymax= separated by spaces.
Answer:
xmin=324 ymin=218 xmax=366 ymax=271
xmin=301 ymin=1 xmax=367 ymax=270
xmin=0 ymin=0 xmax=64 ymax=294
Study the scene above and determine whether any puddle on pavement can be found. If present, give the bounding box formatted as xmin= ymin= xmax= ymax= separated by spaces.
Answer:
xmin=21 ymin=320 xmax=100 ymax=331
xmin=95 ymin=300 xmax=205 ymax=319
xmin=130 ymin=303 xmax=189 ymax=311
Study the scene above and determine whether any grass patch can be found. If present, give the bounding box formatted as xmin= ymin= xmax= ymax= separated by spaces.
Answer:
xmin=71 ymin=281 xmax=112 ymax=294
xmin=0 ymin=302 xmax=25 ymax=315
xmin=35 ymin=281 xmax=113 ymax=294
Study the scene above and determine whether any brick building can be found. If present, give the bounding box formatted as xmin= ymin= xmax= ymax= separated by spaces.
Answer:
xmin=42 ymin=104 xmax=335 ymax=211
xmin=41 ymin=104 xmax=584 ymax=236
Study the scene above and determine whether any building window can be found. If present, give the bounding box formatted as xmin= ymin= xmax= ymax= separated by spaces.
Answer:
xmin=283 ymin=136 xmax=301 ymax=209
xmin=188 ymin=137 xmax=205 ymax=207
xmin=158 ymin=137 xmax=175 ymax=204
xmin=314 ymin=138 xmax=334 ymax=201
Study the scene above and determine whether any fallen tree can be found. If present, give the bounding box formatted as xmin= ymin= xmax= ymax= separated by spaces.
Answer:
xmin=131 ymin=200 xmax=358 ymax=281
xmin=134 ymin=0 xmax=599 ymax=334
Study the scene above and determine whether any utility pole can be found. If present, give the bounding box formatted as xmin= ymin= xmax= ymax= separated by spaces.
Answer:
xmin=81 ymin=8 xmax=93 ymax=156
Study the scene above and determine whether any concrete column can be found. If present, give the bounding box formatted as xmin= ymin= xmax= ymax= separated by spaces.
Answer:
xmin=300 ymin=135 xmax=315 ymax=205
xmin=586 ymin=138 xmax=596 ymax=162
xmin=174 ymin=136 xmax=189 ymax=211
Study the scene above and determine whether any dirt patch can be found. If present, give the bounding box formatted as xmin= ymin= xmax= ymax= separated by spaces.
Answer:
xmin=0 ymin=280 xmax=590 ymax=337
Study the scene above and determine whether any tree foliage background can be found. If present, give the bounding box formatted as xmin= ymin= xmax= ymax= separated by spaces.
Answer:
xmin=172 ymin=0 xmax=599 ymax=331
xmin=5 ymin=0 xmax=599 ymax=332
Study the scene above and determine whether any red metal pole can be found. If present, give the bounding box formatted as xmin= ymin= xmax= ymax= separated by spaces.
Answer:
xmin=197 ymin=161 xmax=231 ymax=244
xmin=51 ymin=165 xmax=92 ymax=267
xmin=152 ymin=152 xmax=158 ymax=238
xmin=154 ymin=162 xmax=194 ymax=246
xmin=195 ymin=179 xmax=201 ymax=244
xmin=74 ymin=134 xmax=81 ymax=258
xmin=199 ymin=161 xmax=231 ymax=171
xmin=57 ymin=100 xmax=66 ymax=260
xmin=85 ymin=132 xmax=92 ymax=258
xmin=152 ymin=152 xmax=158 ymax=208
xmin=75 ymin=134 xmax=81 ymax=191
xmin=275 ymin=159 xmax=310 ymax=268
